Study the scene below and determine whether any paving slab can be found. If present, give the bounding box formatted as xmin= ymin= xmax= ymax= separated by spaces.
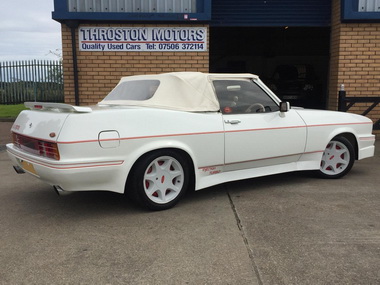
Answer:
xmin=226 ymin=144 xmax=380 ymax=284
xmin=0 ymin=150 xmax=259 ymax=284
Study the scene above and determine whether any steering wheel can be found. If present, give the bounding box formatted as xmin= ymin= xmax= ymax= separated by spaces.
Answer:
xmin=245 ymin=103 xmax=265 ymax=113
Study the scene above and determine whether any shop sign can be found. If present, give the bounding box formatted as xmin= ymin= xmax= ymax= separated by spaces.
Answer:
xmin=79 ymin=27 xmax=207 ymax=52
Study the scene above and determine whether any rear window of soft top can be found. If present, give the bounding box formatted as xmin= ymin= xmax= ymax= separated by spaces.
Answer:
xmin=103 ymin=80 xmax=160 ymax=101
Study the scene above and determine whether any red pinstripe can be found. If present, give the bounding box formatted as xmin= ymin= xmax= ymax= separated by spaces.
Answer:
xmin=12 ymin=121 xmax=370 ymax=145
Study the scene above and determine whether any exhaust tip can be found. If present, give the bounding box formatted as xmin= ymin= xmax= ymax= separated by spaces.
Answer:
xmin=53 ymin=185 xmax=64 ymax=196
xmin=13 ymin=166 xmax=25 ymax=174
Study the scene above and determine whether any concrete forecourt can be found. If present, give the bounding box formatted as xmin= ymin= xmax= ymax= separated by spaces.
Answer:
xmin=0 ymin=121 xmax=379 ymax=284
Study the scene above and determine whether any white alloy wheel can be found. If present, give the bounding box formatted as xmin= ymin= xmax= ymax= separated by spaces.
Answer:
xmin=143 ymin=156 xmax=184 ymax=204
xmin=319 ymin=137 xmax=355 ymax=178
xmin=127 ymin=149 xmax=190 ymax=210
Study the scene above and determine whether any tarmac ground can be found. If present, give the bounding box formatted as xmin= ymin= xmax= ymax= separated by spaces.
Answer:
xmin=0 ymin=121 xmax=379 ymax=284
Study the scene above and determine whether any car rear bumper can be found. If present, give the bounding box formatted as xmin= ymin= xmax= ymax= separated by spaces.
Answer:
xmin=6 ymin=143 xmax=126 ymax=193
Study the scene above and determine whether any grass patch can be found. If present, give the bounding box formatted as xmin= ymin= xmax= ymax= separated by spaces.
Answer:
xmin=0 ymin=104 xmax=27 ymax=119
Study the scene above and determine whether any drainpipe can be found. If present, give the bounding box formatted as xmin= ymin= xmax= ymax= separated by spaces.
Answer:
xmin=65 ymin=20 xmax=80 ymax=106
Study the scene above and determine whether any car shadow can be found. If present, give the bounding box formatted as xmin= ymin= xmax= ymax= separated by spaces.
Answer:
xmin=18 ymin=187 xmax=144 ymax=216
xmin=16 ymin=170 xmax=346 ymax=217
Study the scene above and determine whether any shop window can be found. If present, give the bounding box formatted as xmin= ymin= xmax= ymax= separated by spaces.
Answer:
xmin=53 ymin=0 xmax=211 ymax=22
xmin=358 ymin=0 xmax=380 ymax=11
xmin=342 ymin=0 xmax=380 ymax=21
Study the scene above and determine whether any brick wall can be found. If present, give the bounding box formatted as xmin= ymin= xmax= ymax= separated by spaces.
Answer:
xmin=329 ymin=1 xmax=379 ymax=136
xmin=61 ymin=23 xmax=209 ymax=105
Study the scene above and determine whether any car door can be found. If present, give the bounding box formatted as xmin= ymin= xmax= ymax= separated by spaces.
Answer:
xmin=212 ymin=78 xmax=307 ymax=171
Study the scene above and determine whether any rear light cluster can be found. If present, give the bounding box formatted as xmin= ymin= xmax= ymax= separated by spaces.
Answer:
xmin=12 ymin=132 xmax=60 ymax=160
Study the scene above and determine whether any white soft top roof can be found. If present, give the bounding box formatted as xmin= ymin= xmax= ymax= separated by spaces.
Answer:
xmin=99 ymin=72 xmax=258 ymax=112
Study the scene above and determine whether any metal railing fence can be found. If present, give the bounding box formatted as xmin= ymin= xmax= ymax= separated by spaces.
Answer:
xmin=338 ymin=85 xmax=380 ymax=130
xmin=0 ymin=60 xmax=64 ymax=104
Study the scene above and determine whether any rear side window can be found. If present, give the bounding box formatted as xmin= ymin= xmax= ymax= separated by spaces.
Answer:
xmin=213 ymin=79 xmax=279 ymax=114
xmin=104 ymin=80 xmax=160 ymax=101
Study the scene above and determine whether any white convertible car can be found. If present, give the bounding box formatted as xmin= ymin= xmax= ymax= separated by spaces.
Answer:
xmin=7 ymin=72 xmax=375 ymax=210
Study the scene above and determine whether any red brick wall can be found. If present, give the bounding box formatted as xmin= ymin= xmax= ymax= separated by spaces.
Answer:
xmin=62 ymin=23 xmax=209 ymax=105
xmin=329 ymin=1 xmax=379 ymax=136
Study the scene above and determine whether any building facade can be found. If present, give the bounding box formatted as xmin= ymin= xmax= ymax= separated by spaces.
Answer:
xmin=53 ymin=0 xmax=379 ymax=134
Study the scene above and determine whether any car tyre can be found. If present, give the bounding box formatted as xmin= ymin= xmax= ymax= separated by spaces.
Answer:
xmin=127 ymin=150 xmax=190 ymax=210
xmin=318 ymin=136 xmax=355 ymax=179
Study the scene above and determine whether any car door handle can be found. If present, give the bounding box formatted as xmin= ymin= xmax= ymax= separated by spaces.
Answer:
xmin=224 ymin=119 xmax=241 ymax=124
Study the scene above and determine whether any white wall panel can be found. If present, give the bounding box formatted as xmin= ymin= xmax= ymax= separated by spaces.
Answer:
xmin=68 ymin=0 xmax=196 ymax=13
xmin=359 ymin=0 xmax=380 ymax=12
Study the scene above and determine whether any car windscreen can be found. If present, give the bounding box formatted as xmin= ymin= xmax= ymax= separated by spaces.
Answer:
xmin=103 ymin=80 xmax=160 ymax=101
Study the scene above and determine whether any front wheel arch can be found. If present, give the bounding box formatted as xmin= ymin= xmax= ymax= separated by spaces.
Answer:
xmin=332 ymin=133 xmax=358 ymax=160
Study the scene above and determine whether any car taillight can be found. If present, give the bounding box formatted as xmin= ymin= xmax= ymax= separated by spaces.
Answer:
xmin=12 ymin=132 xmax=60 ymax=160
xmin=38 ymin=141 xmax=60 ymax=160
xmin=12 ymin=132 xmax=20 ymax=148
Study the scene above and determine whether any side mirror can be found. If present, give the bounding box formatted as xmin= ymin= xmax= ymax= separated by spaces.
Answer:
xmin=280 ymin=101 xmax=290 ymax=112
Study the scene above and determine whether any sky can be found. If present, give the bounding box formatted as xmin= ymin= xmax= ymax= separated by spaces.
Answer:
xmin=0 ymin=0 xmax=62 ymax=62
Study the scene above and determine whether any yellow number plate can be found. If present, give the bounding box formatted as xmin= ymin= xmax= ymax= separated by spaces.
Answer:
xmin=21 ymin=160 xmax=37 ymax=175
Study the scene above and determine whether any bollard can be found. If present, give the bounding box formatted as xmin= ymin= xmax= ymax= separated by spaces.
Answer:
xmin=338 ymin=84 xmax=346 ymax=111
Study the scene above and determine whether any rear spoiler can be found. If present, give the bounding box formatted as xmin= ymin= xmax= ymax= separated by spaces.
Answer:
xmin=24 ymin=102 xmax=92 ymax=113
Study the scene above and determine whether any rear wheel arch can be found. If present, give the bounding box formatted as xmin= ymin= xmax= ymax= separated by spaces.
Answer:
xmin=128 ymin=147 xmax=196 ymax=180
xmin=125 ymin=148 xmax=196 ymax=210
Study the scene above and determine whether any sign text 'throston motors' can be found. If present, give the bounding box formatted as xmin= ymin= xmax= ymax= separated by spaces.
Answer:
xmin=79 ymin=27 xmax=207 ymax=52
